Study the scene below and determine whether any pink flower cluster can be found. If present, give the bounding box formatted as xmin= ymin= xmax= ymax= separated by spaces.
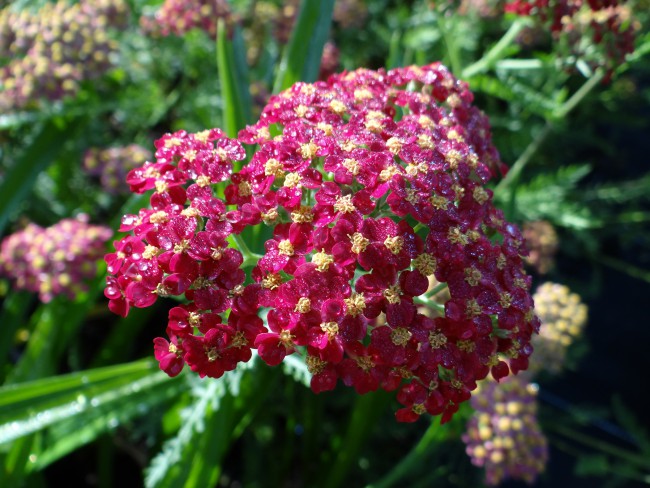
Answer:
xmin=106 ymin=63 xmax=540 ymax=423
xmin=462 ymin=375 xmax=548 ymax=485
xmin=84 ymin=144 xmax=152 ymax=194
xmin=0 ymin=0 xmax=128 ymax=111
xmin=1 ymin=216 xmax=112 ymax=302
xmin=505 ymin=0 xmax=636 ymax=78
xmin=140 ymin=0 xmax=232 ymax=39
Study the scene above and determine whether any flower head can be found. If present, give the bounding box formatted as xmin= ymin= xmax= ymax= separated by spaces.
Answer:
xmin=1 ymin=216 xmax=112 ymax=302
xmin=107 ymin=63 xmax=540 ymax=422
xmin=463 ymin=376 xmax=549 ymax=485
xmin=0 ymin=0 xmax=128 ymax=111
xmin=529 ymin=282 xmax=588 ymax=374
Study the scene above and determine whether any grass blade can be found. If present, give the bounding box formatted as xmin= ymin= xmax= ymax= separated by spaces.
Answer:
xmin=0 ymin=117 xmax=78 ymax=235
xmin=273 ymin=0 xmax=335 ymax=93
xmin=217 ymin=21 xmax=252 ymax=138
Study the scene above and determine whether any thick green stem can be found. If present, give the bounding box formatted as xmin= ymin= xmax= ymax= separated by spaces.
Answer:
xmin=462 ymin=18 xmax=530 ymax=79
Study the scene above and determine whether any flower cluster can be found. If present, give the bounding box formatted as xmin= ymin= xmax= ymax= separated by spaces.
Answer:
xmin=522 ymin=220 xmax=559 ymax=275
xmin=139 ymin=0 xmax=232 ymax=39
xmin=1 ymin=216 xmax=112 ymax=302
xmin=529 ymin=282 xmax=588 ymax=374
xmin=463 ymin=375 xmax=548 ymax=485
xmin=269 ymin=0 xmax=368 ymax=44
xmin=0 ymin=0 xmax=128 ymax=111
xmin=84 ymin=144 xmax=152 ymax=194
xmin=505 ymin=0 xmax=637 ymax=78
xmin=106 ymin=63 xmax=540 ymax=423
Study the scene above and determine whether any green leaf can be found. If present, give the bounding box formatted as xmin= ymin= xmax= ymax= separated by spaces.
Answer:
xmin=144 ymin=369 xmax=247 ymax=488
xmin=0 ymin=359 xmax=171 ymax=444
xmin=273 ymin=0 xmax=335 ymax=93
xmin=217 ymin=22 xmax=252 ymax=138
xmin=0 ymin=118 xmax=78 ymax=235
xmin=0 ymin=291 xmax=34 ymax=383
xmin=30 ymin=371 xmax=184 ymax=471
xmin=575 ymin=454 xmax=610 ymax=477
xmin=509 ymin=164 xmax=596 ymax=229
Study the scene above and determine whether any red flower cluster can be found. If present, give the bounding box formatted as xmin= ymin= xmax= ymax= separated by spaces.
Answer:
xmin=0 ymin=0 xmax=128 ymax=111
xmin=505 ymin=0 xmax=636 ymax=78
xmin=140 ymin=0 xmax=232 ymax=39
xmin=106 ymin=64 xmax=540 ymax=422
xmin=1 ymin=216 xmax=112 ymax=302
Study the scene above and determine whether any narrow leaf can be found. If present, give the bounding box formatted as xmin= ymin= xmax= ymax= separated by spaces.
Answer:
xmin=217 ymin=21 xmax=251 ymax=138
xmin=273 ymin=0 xmax=335 ymax=93
xmin=0 ymin=359 xmax=166 ymax=441
xmin=0 ymin=117 xmax=79 ymax=235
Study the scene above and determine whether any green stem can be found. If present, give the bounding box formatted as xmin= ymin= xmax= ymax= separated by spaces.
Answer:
xmin=593 ymin=254 xmax=650 ymax=284
xmin=324 ymin=392 xmax=390 ymax=488
xmin=462 ymin=18 xmax=530 ymax=79
xmin=427 ymin=282 xmax=448 ymax=298
xmin=495 ymin=69 xmax=604 ymax=197
xmin=494 ymin=122 xmax=552 ymax=196
xmin=368 ymin=418 xmax=440 ymax=488
xmin=229 ymin=233 xmax=262 ymax=267
xmin=414 ymin=294 xmax=446 ymax=314
xmin=553 ymin=69 xmax=605 ymax=120
xmin=547 ymin=423 xmax=650 ymax=470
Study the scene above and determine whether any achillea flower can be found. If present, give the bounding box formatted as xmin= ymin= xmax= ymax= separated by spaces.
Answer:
xmin=0 ymin=216 xmax=112 ymax=302
xmin=522 ymin=220 xmax=559 ymax=275
xmin=140 ymin=0 xmax=232 ymax=39
xmin=84 ymin=145 xmax=152 ymax=194
xmin=505 ymin=0 xmax=637 ymax=78
xmin=529 ymin=282 xmax=588 ymax=374
xmin=107 ymin=64 xmax=540 ymax=422
xmin=463 ymin=375 xmax=549 ymax=485
xmin=0 ymin=0 xmax=128 ymax=111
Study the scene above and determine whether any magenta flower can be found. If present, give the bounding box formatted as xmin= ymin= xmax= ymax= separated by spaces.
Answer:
xmin=107 ymin=63 xmax=540 ymax=422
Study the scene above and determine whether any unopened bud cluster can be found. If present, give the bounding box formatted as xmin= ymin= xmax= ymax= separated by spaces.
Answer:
xmin=463 ymin=376 xmax=548 ymax=485
xmin=1 ymin=216 xmax=112 ymax=302
xmin=522 ymin=220 xmax=559 ymax=275
xmin=84 ymin=144 xmax=152 ymax=194
xmin=529 ymin=282 xmax=588 ymax=374
xmin=463 ymin=280 xmax=588 ymax=483
xmin=0 ymin=0 xmax=128 ymax=111
xmin=106 ymin=63 xmax=540 ymax=423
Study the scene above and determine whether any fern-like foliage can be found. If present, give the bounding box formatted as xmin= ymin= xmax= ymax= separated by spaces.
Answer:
xmin=144 ymin=359 xmax=256 ymax=488
xmin=511 ymin=164 xmax=597 ymax=229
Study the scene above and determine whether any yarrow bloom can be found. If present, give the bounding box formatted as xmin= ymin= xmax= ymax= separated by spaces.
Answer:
xmin=0 ymin=0 xmax=128 ymax=111
xmin=1 ymin=216 xmax=112 ymax=302
xmin=463 ymin=375 xmax=548 ymax=485
xmin=529 ymin=282 xmax=588 ymax=374
xmin=106 ymin=63 xmax=540 ymax=422
xmin=505 ymin=0 xmax=637 ymax=79
xmin=140 ymin=0 xmax=232 ymax=39
xmin=84 ymin=144 xmax=152 ymax=194
xmin=522 ymin=220 xmax=559 ymax=275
